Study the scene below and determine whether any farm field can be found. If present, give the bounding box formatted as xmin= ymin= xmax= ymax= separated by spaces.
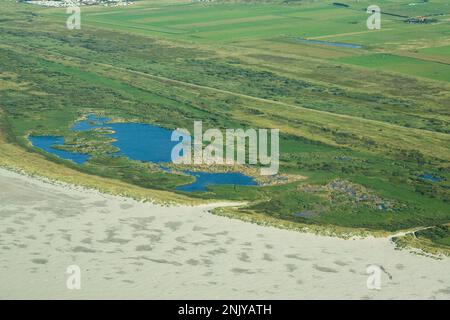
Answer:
xmin=0 ymin=0 xmax=449 ymax=252
xmin=49 ymin=0 xmax=450 ymax=79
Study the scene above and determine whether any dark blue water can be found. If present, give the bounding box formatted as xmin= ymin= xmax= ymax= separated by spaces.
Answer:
xmin=28 ymin=136 xmax=90 ymax=164
xmin=73 ymin=115 xmax=188 ymax=162
xmin=72 ymin=115 xmax=111 ymax=132
xmin=419 ymin=173 xmax=443 ymax=182
xmin=176 ymin=171 xmax=257 ymax=192
xmin=29 ymin=115 xmax=257 ymax=192
xmin=110 ymin=123 xmax=188 ymax=163
xmin=295 ymin=38 xmax=362 ymax=49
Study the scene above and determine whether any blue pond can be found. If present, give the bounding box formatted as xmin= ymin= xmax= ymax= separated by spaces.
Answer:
xmin=29 ymin=115 xmax=257 ymax=192
xmin=176 ymin=171 xmax=256 ymax=192
xmin=72 ymin=115 xmax=111 ymax=132
xmin=295 ymin=38 xmax=362 ymax=49
xmin=74 ymin=116 xmax=189 ymax=163
xmin=419 ymin=173 xmax=443 ymax=183
xmin=28 ymin=136 xmax=90 ymax=165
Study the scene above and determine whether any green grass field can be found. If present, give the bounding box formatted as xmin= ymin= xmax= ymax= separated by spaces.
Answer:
xmin=1 ymin=0 xmax=449 ymax=239
xmin=69 ymin=0 xmax=450 ymax=82
xmin=338 ymin=53 xmax=450 ymax=82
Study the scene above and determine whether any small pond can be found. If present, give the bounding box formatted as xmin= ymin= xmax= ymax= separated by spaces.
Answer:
xmin=419 ymin=173 xmax=443 ymax=183
xmin=29 ymin=115 xmax=257 ymax=192
xmin=28 ymin=136 xmax=90 ymax=165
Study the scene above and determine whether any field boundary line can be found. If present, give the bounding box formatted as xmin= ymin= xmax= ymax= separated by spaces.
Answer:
xmin=307 ymin=29 xmax=394 ymax=40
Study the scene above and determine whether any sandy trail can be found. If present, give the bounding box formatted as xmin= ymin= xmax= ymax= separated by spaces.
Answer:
xmin=0 ymin=168 xmax=449 ymax=299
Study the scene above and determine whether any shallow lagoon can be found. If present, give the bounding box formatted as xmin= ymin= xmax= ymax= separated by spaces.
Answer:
xmin=176 ymin=171 xmax=256 ymax=192
xmin=29 ymin=115 xmax=257 ymax=192
xmin=28 ymin=136 xmax=90 ymax=165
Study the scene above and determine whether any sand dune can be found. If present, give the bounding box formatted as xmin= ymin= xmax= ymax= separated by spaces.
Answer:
xmin=0 ymin=168 xmax=449 ymax=299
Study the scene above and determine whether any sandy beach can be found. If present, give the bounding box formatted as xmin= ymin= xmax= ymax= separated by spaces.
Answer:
xmin=0 ymin=168 xmax=449 ymax=299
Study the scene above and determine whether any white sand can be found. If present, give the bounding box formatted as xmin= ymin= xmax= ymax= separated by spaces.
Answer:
xmin=0 ymin=168 xmax=449 ymax=299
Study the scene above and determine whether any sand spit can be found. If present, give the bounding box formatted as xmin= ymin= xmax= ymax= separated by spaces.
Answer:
xmin=0 ymin=168 xmax=449 ymax=299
